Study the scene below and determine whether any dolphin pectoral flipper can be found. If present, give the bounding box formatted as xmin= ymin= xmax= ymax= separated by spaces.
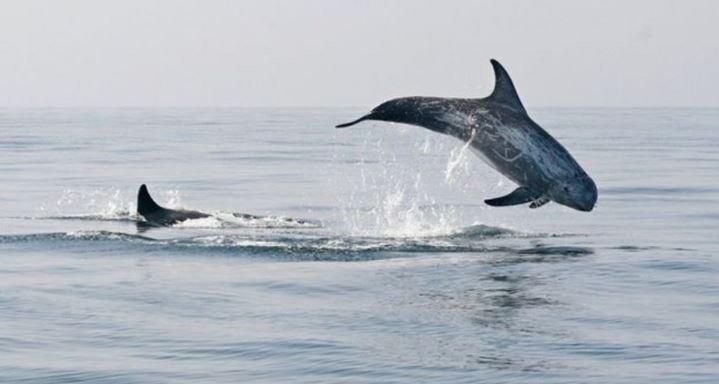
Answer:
xmin=484 ymin=187 xmax=540 ymax=207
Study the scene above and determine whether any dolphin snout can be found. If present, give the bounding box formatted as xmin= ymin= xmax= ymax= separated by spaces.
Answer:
xmin=579 ymin=181 xmax=598 ymax=211
xmin=558 ymin=177 xmax=597 ymax=212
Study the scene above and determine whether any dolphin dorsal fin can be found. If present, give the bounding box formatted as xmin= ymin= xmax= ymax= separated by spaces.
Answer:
xmin=137 ymin=184 xmax=163 ymax=216
xmin=488 ymin=59 xmax=526 ymax=114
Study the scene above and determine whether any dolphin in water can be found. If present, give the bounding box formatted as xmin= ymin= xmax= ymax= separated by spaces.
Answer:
xmin=137 ymin=184 xmax=210 ymax=226
xmin=136 ymin=184 xmax=317 ymax=227
xmin=336 ymin=59 xmax=597 ymax=211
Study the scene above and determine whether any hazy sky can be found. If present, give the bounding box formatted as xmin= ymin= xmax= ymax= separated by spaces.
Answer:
xmin=0 ymin=0 xmax=716 ymax=107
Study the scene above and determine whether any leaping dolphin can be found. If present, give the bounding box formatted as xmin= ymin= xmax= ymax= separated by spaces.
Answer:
xmin=137 ymin=184 xmax=210 ymax=226
xmin=336 ymin=59 xmax=597 ymax=212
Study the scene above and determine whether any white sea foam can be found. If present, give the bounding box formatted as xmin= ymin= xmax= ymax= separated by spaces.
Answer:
xmin=172 ymin=216 xmax=224 ymax=228
xmin=173 ymin=212 xmax=320 ymax=229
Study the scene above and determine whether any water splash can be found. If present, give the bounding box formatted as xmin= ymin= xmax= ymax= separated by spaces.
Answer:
xmin=161 ymin=189 xmax=184 ymax=209
xmin=336 ymin=131 xmax=481 ymax=238
xmin=39 ymin=188 xmax=135 ymax=220
xmin=444 ymin=134 xmax=474 ymax=186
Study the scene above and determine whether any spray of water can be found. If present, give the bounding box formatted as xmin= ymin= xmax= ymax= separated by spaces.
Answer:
xmin=39 ymin=188 xmax=136 ymax=220
xmin=36 ymin=187 xmax=190 ymax=221
xmin=336 ymin=128 xmax=486 ymax=238
xmin=444 ymin=133 xmax=475 ymax=187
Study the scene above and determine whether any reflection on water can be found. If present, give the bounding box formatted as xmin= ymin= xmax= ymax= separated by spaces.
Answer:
xmin=370 ymin=245 xmax=595 ymax=374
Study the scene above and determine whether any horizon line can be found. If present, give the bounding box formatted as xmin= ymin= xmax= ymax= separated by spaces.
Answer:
xmin=0 ymin=105 xmax=717 ymax=110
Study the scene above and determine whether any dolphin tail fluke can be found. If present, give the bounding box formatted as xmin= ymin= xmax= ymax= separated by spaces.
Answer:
xmin=336 ymin=115 xmax=370 ymax=128
xmin=485 ymin=187 xmax=540 ymax=207
xmin=138 ymin=184 xmax=163 ymax=216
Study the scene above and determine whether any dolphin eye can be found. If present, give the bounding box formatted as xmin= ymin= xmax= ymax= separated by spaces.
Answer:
xmin=563 ymin=186 xmax=569 ymax=192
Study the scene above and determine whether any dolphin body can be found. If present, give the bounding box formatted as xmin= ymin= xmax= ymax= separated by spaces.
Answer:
xmin=137 ymin=184 xmax=210 ymax=226
xmin=336 ymin=60 xmax=597 ymax=212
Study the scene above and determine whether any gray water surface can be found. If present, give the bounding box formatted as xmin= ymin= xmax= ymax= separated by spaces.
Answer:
xmin=0 ymin=108 xmax=717 ymax=383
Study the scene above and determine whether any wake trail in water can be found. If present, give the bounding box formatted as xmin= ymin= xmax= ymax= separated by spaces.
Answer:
xmin=31 ymin=187 xmax=321 ymax=229
xmin=22 ymin=211 xmax=321 ymax=229
xmin=172 ymin=212 xmax=322 ymax=229
xmin=0 ymin=224 xmax=592 ymax=261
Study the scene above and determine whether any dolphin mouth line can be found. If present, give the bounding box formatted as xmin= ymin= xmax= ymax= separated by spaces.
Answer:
xmin=336 ymin=114 xmax=371 ymax=128
xmin=577 ymin=204 xmax=595 ymax=212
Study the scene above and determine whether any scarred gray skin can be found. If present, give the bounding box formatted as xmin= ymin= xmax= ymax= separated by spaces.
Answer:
xmin=336 ymin=59 xmax=597 ymax=211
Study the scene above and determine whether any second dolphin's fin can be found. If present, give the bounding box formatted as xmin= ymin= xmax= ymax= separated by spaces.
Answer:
xmin=488 ymin=59 xmax=526 ymax=114
xmin=138 ymin=184 xmax=163 ymax=217
xmin=485 ymin=187 xmax=540 ymax=207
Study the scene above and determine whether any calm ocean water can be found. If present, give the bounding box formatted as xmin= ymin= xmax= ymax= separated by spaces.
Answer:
xmin=0 ymin=107 xmax=717 ymax=383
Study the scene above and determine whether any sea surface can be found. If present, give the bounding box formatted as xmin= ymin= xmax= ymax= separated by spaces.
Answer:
xmin=0 ymin=107 xmax=717 ymax=383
